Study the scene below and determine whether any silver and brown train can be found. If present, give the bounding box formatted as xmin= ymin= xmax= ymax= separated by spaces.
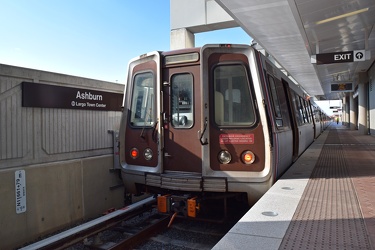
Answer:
xmin=119 ymin=44 xmax=328 ymax=217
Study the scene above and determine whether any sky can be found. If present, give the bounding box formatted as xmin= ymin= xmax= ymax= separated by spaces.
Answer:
xmin=1 ymin=1 xmax=337 ymax=116
xmin=0 ymin=0 xmax=250 ymax=84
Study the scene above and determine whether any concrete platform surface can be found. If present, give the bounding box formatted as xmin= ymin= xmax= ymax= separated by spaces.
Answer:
xmin=213 ymin=123 xmax=375 ymax=250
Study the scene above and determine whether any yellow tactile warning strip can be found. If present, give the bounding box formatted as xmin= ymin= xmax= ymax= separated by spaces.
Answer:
xmin=279 ymin=127 xmax=373 ymax=249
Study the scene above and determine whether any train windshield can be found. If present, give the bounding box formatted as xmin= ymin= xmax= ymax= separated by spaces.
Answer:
xmin=129 ymin=72 xmax=155 ymax=127
xmin=213 ymin=64 xmax=255 ymax=126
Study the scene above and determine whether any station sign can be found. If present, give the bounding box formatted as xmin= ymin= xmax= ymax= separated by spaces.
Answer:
xmin=311 ymin=50 xmax=366 ymax=65
xmin=22 ymin=82 xmax=123 ymax=111
xmin=331 ymin=82 xmax=353 ymax=92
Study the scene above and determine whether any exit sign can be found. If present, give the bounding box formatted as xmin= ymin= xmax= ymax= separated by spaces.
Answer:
xmin=311 ymin=50 xmax=366 ymax=65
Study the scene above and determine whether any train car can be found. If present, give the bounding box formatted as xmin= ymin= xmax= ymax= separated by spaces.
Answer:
xmin=310 ymin=100 xmax=323 ymax=138
xmin=310 ymin=100 xmax=331 ymax=137
xmin=321 ymin=111 xmax=331 ymax=130
xmin=118 ymin=44 xmax=316 ymax=217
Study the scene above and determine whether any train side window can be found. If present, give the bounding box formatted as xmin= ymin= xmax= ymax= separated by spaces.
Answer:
xmin=171 ymin=73 xmax=194 ymax=128
xmin=291 ymin=91 xmax=303 ymax=125
xmin=305 ymin=100 xmax=313 ymax=123
xmin=267 ymin=75 xmax=283 ymax=127
xmin=129 ymin=72 xmax=155 ymax=127
xmin=297 ymin=97 xmax=307 ymax=124
xmin=315 ymin=108 xmax=321 ymax=122
xmin=300 ymin=97 xmax=309 ymax=123
xmin=213 ymin=64 xmax=255 ymax=126
xmin=299 ymin=97 xmax=305 ymax=123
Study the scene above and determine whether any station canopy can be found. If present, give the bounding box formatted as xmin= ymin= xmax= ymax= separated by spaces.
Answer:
xmin=215 ymin=0 xmax=375 ymax=100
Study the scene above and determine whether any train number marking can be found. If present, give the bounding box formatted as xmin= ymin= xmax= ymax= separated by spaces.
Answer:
xmin=15 ymin=170 xmax=27 ymax=214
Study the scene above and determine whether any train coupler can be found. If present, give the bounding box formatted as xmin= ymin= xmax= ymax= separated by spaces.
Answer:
xmin=157 ymin=194 xmax=200 ymax=218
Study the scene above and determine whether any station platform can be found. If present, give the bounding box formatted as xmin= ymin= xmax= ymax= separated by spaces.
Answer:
xmin=213 ymin=123 xmax=375 ymax=250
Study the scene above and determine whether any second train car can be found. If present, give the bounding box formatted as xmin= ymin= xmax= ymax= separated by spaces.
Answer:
xmin=119 ymin=44 xmax=323 ymax=217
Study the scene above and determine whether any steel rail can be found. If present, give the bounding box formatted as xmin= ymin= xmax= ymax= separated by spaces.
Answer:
xmin=19 ymin=196 xmax=156 ymax=250
xmin=109 ymin=214 xmax=170 ymax=250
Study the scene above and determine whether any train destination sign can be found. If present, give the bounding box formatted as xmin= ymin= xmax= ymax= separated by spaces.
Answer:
xmin=311 ymin=50 xmax=366 ymax=65
xmin=22 ymin=82 xmax=123 ymax=111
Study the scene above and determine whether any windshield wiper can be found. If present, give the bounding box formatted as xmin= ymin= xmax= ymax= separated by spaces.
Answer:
xmin=140 ymin=96 xmax=153 ymax=139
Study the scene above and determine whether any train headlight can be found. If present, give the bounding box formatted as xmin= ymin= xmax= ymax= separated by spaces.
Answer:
xmin=218 ymin=150 xmax=232 ymax=164
xmin=144 ymin=148 xmax=153 ymax=160
xmin=130 ymin=148 xmax=139 ymax=159
xmin=241 ymin=150 xmax=255 ymax=164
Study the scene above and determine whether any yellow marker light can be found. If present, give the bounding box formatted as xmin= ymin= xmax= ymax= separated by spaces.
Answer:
xmin=242 ymin=150 xmax=255 ymax=164
xmin=130 ymin=148 xmax=139 ymax=159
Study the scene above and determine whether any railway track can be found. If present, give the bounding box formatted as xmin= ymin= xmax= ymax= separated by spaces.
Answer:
xmin=135 ymin=218 xmax=236 ymax=250
xmin=19 ymin=196 xmax=159 ymax=250
xmin=20 ymin=196 xmax=244 ymax=250
xmin=80 ymin=212 xmax=171 ymax=250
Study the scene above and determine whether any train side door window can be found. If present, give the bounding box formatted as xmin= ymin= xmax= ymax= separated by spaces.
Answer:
xmin=213 ymin=64 xmax=255 ymax=126
xmin=129 ymin=72 xmax=155 ymax=127
xmin=267 ymin=75 xmax=283 ymax=127
xmin=171 ymin=73 xmax=194 ymax=128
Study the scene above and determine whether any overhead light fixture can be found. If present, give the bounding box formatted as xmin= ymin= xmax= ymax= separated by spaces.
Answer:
xmin=316 ymin=8 xmax=369 ymax=25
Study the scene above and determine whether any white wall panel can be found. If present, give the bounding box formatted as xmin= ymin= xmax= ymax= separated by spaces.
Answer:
xmin=170 ymin=0 xmax=237 ymax=33
xmin=0 ymin=64 xmax=124 ymax=168
xmin=40 ymin=109 xmax=119 ymax=154
xmin=0 ymin=76 xmax=32 ymax=161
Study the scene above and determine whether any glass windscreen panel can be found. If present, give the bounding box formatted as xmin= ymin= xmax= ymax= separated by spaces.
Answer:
xmin=213 ymin=64 xmax=255 ymax=126
xmin=129 ymin=72 xmax=155 ymax=127
xmin=171 ymin=73 xmax=194 ymax=128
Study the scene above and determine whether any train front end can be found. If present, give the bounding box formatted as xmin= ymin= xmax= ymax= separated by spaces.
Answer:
xmin=119 ymin=45 xmax=273 ymax=215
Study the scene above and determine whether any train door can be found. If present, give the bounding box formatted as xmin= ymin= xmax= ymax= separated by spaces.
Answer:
xmin=161 ymin=57 xmax=202 ymax=173
xmin=282 ymin=79 xmax=299 ymax=162
xmin=264 ymin=74 xmax=294 ymax=177
xmin=203 ymin=47 xmax=265 ymax=174
xmin=121 ymin=52 xmax=162 ymax=174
